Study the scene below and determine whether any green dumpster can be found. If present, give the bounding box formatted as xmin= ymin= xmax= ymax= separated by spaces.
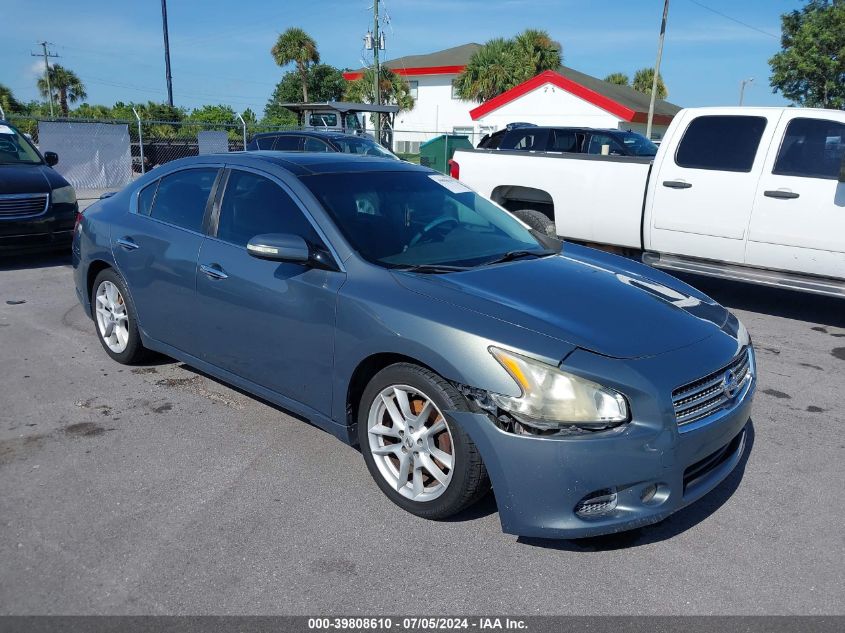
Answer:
xmin=419 ymin=134 xmax=474 ymax=174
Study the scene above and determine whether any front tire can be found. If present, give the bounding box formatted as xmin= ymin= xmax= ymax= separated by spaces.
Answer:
xmin=91 ymin=268 xmax=148 ymax=364
xmin=358 ymin=363 xmax=490 ymax=519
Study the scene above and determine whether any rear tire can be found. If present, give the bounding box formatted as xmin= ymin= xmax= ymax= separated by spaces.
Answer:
xmin=91 ymin=268 xmax=148 ymax=365
xmin=513 ymin=208 xmax=556 ymax=236
xmin=358 ymin=363 xmax=490 ymax=520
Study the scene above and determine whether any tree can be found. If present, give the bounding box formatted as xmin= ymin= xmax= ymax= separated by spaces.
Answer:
xmin=264 ymin=64 xmax=345 ymax=125
xmin=343 ymin=67 xmax=415 ymax=113
xmin=271 ymin=27 xmax=320 ymax=102
xmin=455 ymin=29 xmax=562 ymax=102
xmin=603 ymin=72 xmax=630 ymax=87
xmin=36 ymin=64 xmax=87 ymax=116
xmin=769 ymin=0 xmax=845 ymax=109
xmin=632 ymin=67 xmax=668 ymax=100
xmin=0 ymin=84 xmax=22 ymax=116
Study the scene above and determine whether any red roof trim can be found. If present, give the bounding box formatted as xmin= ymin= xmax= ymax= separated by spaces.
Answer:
xmin=342 ymin=65 xmax=465 ymax=81
xmin=470 ymin=70 xmax=655 ymax=123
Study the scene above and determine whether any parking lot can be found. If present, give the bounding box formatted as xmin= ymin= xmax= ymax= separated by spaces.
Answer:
xmin=1 ymin=253 xmax=843 ymax=615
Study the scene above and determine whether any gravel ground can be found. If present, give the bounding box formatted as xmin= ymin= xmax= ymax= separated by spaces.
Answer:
xmin=0 ymin=254 xmax=843 ymax=615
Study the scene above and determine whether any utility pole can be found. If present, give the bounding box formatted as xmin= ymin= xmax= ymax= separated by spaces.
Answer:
xmin=31 ymin=41 xmax=59 ymax=117
xmin=373 ymin=0 xmax=381 ymax=140
xmin=739 ymin=77 xmax=754 ymax=106
xmin=160 ymin=0 xmax=174 ymax=107
xmin=646 ymin=0 xmax=670 ymax=140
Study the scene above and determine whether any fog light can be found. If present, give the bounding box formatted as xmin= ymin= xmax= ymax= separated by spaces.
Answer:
xmin=641 ymin=484 xmax=658 ymax=504
xmin=575 ymin=488 xmax=617 ymax=517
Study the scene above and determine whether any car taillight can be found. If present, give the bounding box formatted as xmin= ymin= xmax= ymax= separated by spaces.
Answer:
xmin=448 ymin=159 xmax=460 ymax=179
xmin=74 ymin=210 xmax=84 ymax=233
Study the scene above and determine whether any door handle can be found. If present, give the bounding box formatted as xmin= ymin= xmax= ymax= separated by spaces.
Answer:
xmin=662 ymin=180 xmax=692 ymax=189
xmin=200 ymin=264 xmax=228 ymax=280
xmin=116 ymin=237 xmax=139 ymax=251
xmin=764 ymin=189 xmax=800 ymax=200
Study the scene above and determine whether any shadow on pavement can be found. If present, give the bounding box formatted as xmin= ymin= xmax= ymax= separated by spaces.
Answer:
xmin=0 ymin=251 xmax=72 ymax=272
xmin=675 ymin=273 xmax=845 ymax=328
xmin=517 ymin=422 xmax=756 ymax=551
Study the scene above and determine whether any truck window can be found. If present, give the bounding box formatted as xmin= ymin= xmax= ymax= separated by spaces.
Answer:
xmin=675 ymin=115 xmax=767 ymax=172
xmin=549 ymin=130 xmax=579 ymax=153
xmin=773 ymin=118 xmax=845 ymax=180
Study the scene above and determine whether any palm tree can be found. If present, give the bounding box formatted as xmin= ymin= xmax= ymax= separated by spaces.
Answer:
xmin=37 ymin=65 xmax=87 ymax=116
xmin=603 ymin=72 xmax=630 ymax=87
xmin=344 ymin=67 xmax=415 ymax=113
xmin=455 ymin=29 xmax=562 ymax=102
xmin=271 ymin=27 xmax=320 ymax=102
xmin=632 ymin=67 xmax=668 ymax=100
xmin=512 ymin=29 xmax=562 ymax=83
xmin=0 ymin=83 xmax=22 ymax=116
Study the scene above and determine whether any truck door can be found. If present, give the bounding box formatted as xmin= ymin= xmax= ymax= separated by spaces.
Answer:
xmin=648 ymin=111 xmax=776 ymax=264
xmin=745 ymin=113 xmax=845 ymax=278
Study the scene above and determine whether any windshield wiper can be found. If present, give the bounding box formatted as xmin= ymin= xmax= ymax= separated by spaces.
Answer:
xmin=481 ymin=249 xmax=557 ymax=266
xmin=391 ymin=263 xmax=471 ymax=274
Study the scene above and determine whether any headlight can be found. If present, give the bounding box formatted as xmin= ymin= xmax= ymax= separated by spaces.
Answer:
xmin=736 ymin=319 xmax=751 ymax=347
xmin=51 ymin=185 xmax=76 ymax=205
xmin=489 ymin=347 xmax=629 ymax=428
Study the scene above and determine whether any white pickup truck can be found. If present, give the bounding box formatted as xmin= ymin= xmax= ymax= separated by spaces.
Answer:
xmin=451 ymin=107 xmax=845 ymax=297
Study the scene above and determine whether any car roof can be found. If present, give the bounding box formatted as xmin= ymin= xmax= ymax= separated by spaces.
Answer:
xmin=168 ymin=151 xmax=431 ymax=176
xmin=251 ymin=130 xmax=367 ymax=142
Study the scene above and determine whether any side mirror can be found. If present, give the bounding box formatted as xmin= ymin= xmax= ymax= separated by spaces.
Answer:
xmin=44 ymin=151 xmax=59 ymax=167
xmin=247 ymin=233 xmax=310 ymax=263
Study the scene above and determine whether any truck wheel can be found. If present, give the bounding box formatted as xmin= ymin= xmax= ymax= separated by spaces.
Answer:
xmin=513 ymin=208 xmax=556 ymax=236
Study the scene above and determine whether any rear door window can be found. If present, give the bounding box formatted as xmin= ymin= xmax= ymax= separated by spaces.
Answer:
xmin=148 ymin=168 xmax=218 ymax=233
xmin=675 ymin=115 xmax=767 ymax=172
xmin=273 ymin=135 xmax=303 ymax=151
xmin=500 ymin=128 xmax=549 ymax=151
xmin=216 ymin=170 xmax=320 ymax=247
xmin=549 ymin=130 xmax=579 ymax=153
xmin=303 ymin=137 xmax=332 ymax=152
xmin=773 ymin=117 xmax=845 ymax=180
xmin=254 ymin=137 xmax=276 ymax=150
xmin=587 ymin=133 xmax=626 ymax=155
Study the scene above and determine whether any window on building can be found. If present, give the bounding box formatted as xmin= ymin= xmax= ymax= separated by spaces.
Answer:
xmin=407 ymin=80 xmax=419 ymax=100
xmin=148 ymin=168 xmax=218 ymax=232
xmin=773 ymin=118 xmax=845 ymax=180
xmin=451 ymin=80 xmax=461 ymax=100
xmin=675 ymin=115 xmax=767 ymax=172
xmin=452 ymin=127 xmax=474 ymax=142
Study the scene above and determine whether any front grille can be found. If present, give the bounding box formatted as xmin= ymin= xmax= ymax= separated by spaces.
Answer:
xmin=0 ymin=193 xmax=49 ymax=218
xmin=672 ymin=348 xmax=752 ymax=427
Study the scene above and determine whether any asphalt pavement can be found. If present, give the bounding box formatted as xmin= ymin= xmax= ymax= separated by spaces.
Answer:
xmin=0 ymin=253 xmax=843 ymax=615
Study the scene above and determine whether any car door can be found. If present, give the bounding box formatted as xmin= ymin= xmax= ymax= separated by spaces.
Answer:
xmin=745 ymin=113 xmax=845 ymax=278
xmin=194 ymin=167 xmax=345 ymax=415
xmin=112 ymin=165 xmax=221 ymax=352
xmin=648 ymin=112 xmax=776 ymax=264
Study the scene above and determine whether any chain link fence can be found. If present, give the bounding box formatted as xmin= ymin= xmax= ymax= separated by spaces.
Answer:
xmin=7 ymin=115 xmax=483 ymax=195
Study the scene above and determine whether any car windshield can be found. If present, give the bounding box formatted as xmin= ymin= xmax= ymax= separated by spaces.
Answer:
xmin=300 ymin=171 xmax=551 ymax=269
xmin=0 ymin=124 xmax=43 ymax=165
xmin=617 ymin=132 xmax=658 ymax=156
xmin=332 ymin=136 xmax=397 ymax=159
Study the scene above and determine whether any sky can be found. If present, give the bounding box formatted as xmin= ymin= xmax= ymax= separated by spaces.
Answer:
xmin=2 ymin=0 xmax=805 ymax=116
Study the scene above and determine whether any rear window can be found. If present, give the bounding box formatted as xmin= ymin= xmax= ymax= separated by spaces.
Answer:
xmin=148 ymin=168 xmax=218 ymax=233
xmin=675 ymin=115 xmax=767 ymax=172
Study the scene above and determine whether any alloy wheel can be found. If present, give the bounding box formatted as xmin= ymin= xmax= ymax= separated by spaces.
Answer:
xmin=94 ymin=280 xmax=129 ymax=353
xmin=367 ymin=385 xmax=455 ymax=502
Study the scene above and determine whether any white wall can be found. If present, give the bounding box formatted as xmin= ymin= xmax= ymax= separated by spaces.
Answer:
xmin=393 ymin=75 xmax=480 ymax=148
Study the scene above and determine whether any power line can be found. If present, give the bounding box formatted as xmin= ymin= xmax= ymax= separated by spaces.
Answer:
xmin=686 ymin=0 xmax=779 ymax=39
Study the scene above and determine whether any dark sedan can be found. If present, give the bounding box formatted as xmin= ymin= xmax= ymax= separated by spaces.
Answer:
xmin=0 ymin=121 xmax=78 ymax=253
xmin=247 ymin=130 xmax=398 ymax=159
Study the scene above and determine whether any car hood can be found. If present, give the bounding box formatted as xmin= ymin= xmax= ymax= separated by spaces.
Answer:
xmin=391 ymin=246 xmax=730 ymax=360
xmin=0 ymin=163 xmax=65 ymax=194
